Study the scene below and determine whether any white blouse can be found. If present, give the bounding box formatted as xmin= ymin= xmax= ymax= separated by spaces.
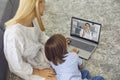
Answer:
xmin=4 ymin=18 xmax=50 ymax=80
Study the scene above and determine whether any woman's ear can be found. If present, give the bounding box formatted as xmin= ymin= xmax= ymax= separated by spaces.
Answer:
xmin=39 ymin=0 xmax=45 ymax=16
xmin=35 ymin=0 xmax=45 ymax=31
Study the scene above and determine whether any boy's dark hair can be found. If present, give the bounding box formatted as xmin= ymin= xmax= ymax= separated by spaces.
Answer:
xmin=45 ymin=34 xmax=67 ymax=65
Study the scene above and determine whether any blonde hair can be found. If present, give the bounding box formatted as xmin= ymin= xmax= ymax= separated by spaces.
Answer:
xmin=5 ymin=0 xmax=45 ymax=31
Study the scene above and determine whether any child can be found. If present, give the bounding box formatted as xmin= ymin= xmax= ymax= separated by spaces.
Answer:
xmin=45 ymin=34 xmax=104 ymax=80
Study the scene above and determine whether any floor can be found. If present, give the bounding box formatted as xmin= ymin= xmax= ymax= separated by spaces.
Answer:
xmin=43 ymin=0 xmax=120 ymax=80
xmin=0 ymin=0 xmax=120 ymax=80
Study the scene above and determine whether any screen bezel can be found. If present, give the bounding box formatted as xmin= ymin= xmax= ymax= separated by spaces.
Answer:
xmin=70 ymin=17 xmax=102 ymax=44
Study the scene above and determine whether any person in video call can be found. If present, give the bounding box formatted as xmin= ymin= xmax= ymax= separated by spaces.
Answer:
xmin=45 ymin=34 xmax=104 ymax=80
xmin=80 ymin=23 xmax=93 ymax=40
xmin=4 ymin=0 xmax=57 ymax=80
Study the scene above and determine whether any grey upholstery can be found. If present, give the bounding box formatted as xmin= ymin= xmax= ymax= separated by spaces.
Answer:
xmin=0 ymin=0 xmax=19 ymax=80
xmin=0 ymin=0 xmax=19 ymax=30
xmin=0 ymin=29 xmax=8 ymax=80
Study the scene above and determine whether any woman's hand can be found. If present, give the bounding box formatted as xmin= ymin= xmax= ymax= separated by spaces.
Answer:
xmin=33 ymin=68 xmax=56 ymax=80
xmin=46 ymin=76 xmax=57 ymax=80
xmin=39 ymin=68 xmax=56 ymax=78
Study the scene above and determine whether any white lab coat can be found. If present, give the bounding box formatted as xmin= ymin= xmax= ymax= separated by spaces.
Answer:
xmin=80 ymin=29 xmax=93 ymax=40
xmin=4 ymin=18 xmax=50 ymax=80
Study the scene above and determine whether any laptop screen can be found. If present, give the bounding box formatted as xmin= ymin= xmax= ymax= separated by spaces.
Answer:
xmin=70 ymin=17 xmax=102 ymax=44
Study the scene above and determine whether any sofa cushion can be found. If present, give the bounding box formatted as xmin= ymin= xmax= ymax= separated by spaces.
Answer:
xmin=0 ymin=28 xmax=8 ymax=80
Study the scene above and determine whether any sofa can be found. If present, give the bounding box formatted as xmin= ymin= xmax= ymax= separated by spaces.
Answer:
xmin=0 ymin=0 xmax=19 ymax=80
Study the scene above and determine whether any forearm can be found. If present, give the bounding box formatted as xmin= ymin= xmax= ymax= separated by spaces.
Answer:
xmin=32 ymin=68 xmax=42 ymax=75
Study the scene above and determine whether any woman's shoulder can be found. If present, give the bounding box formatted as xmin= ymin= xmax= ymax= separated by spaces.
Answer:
xmin=4 ymin=24 xmax=24 ymax=38
xmin=5 ymin=23 xmax=21 ymax=32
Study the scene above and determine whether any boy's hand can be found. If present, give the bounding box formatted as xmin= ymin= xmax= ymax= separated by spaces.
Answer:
xmin=66 ymin=37 xmax=71 ymax=45
xmin=71 ymin=48 xmax=79 ymax=54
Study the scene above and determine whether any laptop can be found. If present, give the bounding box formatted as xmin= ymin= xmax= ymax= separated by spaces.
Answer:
xmin=69 ymin=17 xmax=102 ymax=59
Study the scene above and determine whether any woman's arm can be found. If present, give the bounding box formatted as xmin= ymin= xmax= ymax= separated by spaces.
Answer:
xmin=40 ymin=32 xmax=49 ymax=44
xmin=4 ymin=31 xmax=55 ymax=80
xmin=4 ymin=32 xmax=33 ymax=79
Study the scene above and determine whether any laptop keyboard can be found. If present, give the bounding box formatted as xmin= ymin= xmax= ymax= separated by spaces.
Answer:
xmin=70 ymin=38 xmax=96 ymax=52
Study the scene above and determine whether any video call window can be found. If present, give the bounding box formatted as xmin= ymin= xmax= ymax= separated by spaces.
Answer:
xmin=71 ymin=18 xmax=101 ymax=42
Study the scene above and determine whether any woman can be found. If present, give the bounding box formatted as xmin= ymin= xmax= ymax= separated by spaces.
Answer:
xmin=4 ymin=0 xmax=56 ymax=80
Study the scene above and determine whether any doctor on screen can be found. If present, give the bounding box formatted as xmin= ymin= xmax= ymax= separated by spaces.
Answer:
xmin=80 ymin=23 xmax=93 ymax=40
